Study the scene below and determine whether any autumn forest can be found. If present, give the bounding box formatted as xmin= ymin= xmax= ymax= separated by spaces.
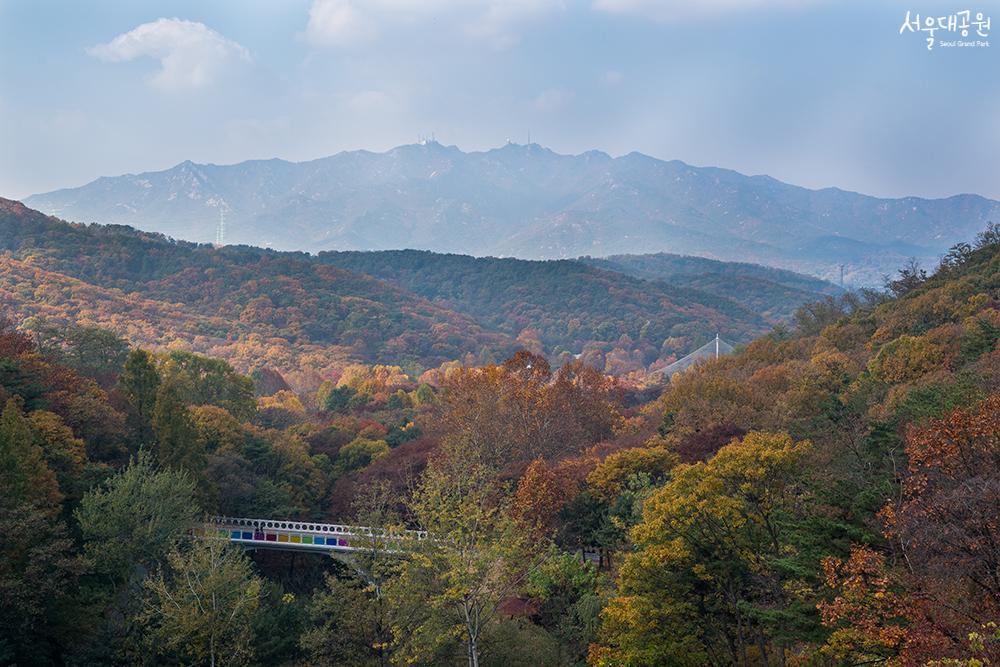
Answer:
xmin=1 ymin=185 xmax=999 ymax=667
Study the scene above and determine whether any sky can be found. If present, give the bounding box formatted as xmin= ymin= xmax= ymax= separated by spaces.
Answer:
xmin=1 ymin=0 xmax=998 ymax=201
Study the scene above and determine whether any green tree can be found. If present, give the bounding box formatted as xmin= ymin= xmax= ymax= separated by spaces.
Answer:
xmin=28 ymin=320 xmax=129 ymax=381
xmin=0 ymin=502 xmax=77 ymax=666
xmin=386 ymin=458 xmax=540 ymax=667
xmin=301 ymin=573 xmax=388 ymax=667
xmin=161 ymin=351 xmax=256 ymax=420
xmin=119 ymin=348 xmax=161 ymax=448
xmin=139 ymin=539 xmax=262 ymax=667
xmin=152 ymin=377 xmax=204 ymax=475
xmin=317 ymin=380 xmax=356 ymax=413
xmin=414 ymin=383 xmax=435 ymax=406
xmin=333 ymin=437 xmax=390 ymax=478
xmin=76 ymin=452 xmax=198 ymax=583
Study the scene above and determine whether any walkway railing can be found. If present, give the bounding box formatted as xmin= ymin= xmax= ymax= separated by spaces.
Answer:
xmin=205 ymin=516 xmax=427 ymax=554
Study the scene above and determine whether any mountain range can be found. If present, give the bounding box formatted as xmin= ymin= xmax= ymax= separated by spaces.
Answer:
xmin=24 ymin=143 xmax=1000 ymax=285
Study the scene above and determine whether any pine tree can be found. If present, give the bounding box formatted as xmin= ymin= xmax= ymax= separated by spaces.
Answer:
xmin=151 ymin=378 xmax=202 ymax=475
xmin=119 ymin=348 xmax=160 ymax=449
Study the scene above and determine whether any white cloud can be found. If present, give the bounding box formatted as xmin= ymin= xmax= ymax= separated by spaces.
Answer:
xmin=466 ymin=0 xmax=565 ymax=47
xmin=302 ymin=0 xmax=562 ymax=48
xmin=88 ymin=18 xmax=251 ymax=91
xmin=303 ymin=0 xmax=374 ymax=47
xmin=593 ymin=0 xmax=810 ymax=21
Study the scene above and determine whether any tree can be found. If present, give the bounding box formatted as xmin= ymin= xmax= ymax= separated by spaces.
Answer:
xmin=28 ymin=409 xmax=87 ymax=502
xmin=139 ymin=539 xmax=263 ymax=667
xmin=0 ymin=397 xmax=62 ymax=516
xmin=118 ymin=348 xmax=160 ymax=448
xmin=879 ymin=394 xmax=1000 ymax=662
xmin=885 ymin=258 xmax=928 ymax=297
xmin=333 ymin=437 xmax=390 ymax=478
xmin=435 ymin=353 xmax=620 ymax=469
xmin=0 ymin=500 xmax=78 ymax=665
xmin=414 ymin=383 xmax=435 ymax=406
xmin=386 ymin=456 xmax=542 ymax=667
xmin=301 ymin=482 xmax=401 ymax=667
xmin=151 ymin=376 xmax=204 ymax=475
xmin=592 ymin=432 xmax=813 ymax=666
xmin=317 ymin=380 xmax=356 ymax=413
xmin=586 ymin=447 xmax=678 ymax=502
xmin=0 ymin=315 xmax=34 ymax=358
xmin=526 ymin=553 xmax=609 ymax=666
xmin=513 ymin=459 xmax=575 ymax=536
xmin=817 ymin=545 xmax=912 ymax=663
xmin=0 ymin=398 xmax=77 ymax=665
xmin=28 ymin=320 xmax=128 ymax=384
xmin=160 ymin=351 xmax=256 ymax=421
xmin=75 ymin=452 xmax=198 ymax=583
xmin=301 ymin=573 xmax=388 ymax=667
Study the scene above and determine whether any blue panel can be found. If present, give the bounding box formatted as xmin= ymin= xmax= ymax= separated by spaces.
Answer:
xmin=241 ymin=531 xmax=253 ymax=540
xmin=313 ymin=536 xmax=325 ymax=545
xmin=230 ymin=530 xmax=241 ymax=539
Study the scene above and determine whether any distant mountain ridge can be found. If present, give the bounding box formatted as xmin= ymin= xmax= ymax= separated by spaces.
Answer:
xmin=24 ymin=143 xmax=1000 ymax=284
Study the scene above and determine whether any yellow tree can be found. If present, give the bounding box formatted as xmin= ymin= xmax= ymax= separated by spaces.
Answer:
xmin=592 ymin=431 xmax=812 ymax=666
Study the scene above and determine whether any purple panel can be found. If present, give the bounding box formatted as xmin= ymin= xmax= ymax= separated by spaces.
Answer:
xmin=253 ymin=532 xmax=265 ymax=541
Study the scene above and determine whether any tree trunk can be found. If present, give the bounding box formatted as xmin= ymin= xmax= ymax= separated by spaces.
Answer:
xmin=469 ymin=637 xmax=479 ymax=667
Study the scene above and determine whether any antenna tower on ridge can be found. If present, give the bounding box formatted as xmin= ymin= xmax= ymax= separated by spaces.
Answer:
xmin=215 ymin=208 xmax=226 ymax=247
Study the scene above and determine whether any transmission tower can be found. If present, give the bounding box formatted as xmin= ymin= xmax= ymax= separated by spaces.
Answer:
xmin=215 ymin=209 xmax=226 ymax=247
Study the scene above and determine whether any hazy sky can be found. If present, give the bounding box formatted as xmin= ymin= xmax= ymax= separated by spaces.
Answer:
xmin=1 ymin=0 xmax=998 ymax=200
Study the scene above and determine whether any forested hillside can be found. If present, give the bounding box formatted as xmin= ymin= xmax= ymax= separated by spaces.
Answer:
xmin=3 ymin=218 xmax=999 ymax=665
xmin=581 ymin=252 xmax=842 ymax=320
xmin=587 ymin=224 xmax=1000 ymax=664
xmin=0 ymin=198 xmax=516 ymax=384
xmin=0 ymin=198 xmax=810 ymax=381
xmin=320 ymin=249 xmax=775 ymax=369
